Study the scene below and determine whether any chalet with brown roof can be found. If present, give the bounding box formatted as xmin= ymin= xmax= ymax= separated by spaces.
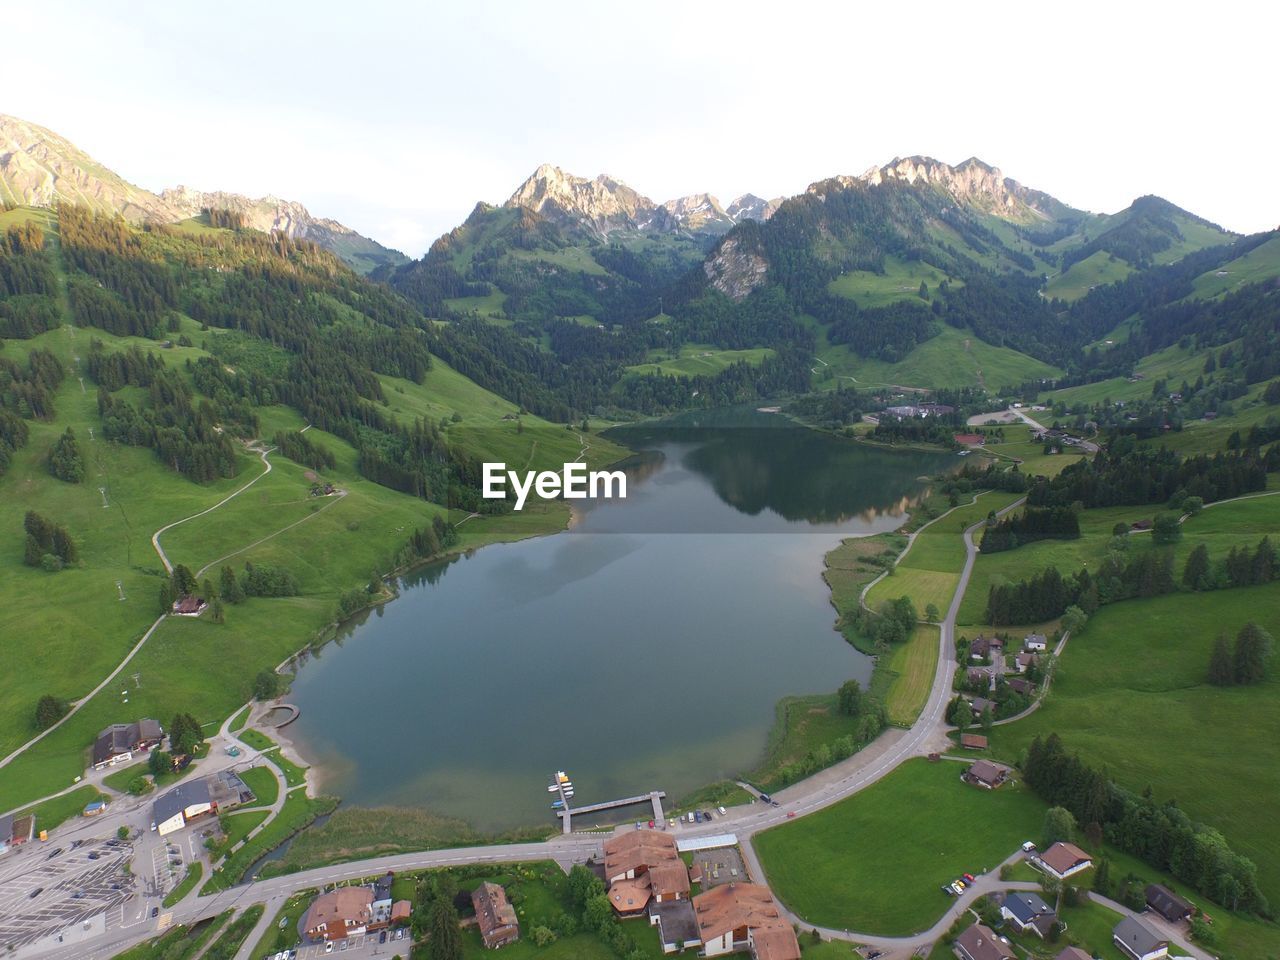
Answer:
xmin=953 ymin=922 xmax=1015 ymax=960
xmin=171 ymin=596 xmax=208 ymax=617
xmin=603 ymin=831 xmax=690 ymax=918
xmin=473 ymin=881 xmax=520 ymax=949
xmin=693 ymin=883 xmax=799 ymax=960
xmin=1037 ymin=841 xmax=1093 ymax=880
xmin=1014 ymin=652 xmax=1037 ymax=673
xmin=960 ymin=733 xmax=988 ymax=750
xmin=1007 ymin=677 xmax=1034 ymax=697
xmin=969 ymin=636 xmax=992 ymax=658
xmin=603 ymin=831 xmax=680 ymax=883
xmin=962 ymin=759 xmax=1010 ymax=790
xmin=303 ymin=887 xmax=374 ymax=942
xmin=91 ymin=718 xmax=164 ymax=770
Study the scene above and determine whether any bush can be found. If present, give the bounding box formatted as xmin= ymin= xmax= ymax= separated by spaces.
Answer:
xmin=34 ymin=694 xmax=68 ymax=730
xmin=531 ymin=925 xmax=557 ymax=946
xmin=128 ymin=776 xmax=153 ymax=795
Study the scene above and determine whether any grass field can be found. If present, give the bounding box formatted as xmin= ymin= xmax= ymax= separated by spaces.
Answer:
xmin=756 ymin=758 xmax=1044 ymax=935
xmin=1040 ymin=339 xmax=1231 ymax=408
xmin=746 ymin=691 xmax=872 ymax=793
xmin=988 ymin=584 xmax=1280 ymax=904
xmin=235 ymin=765 xmax=279 ymax=809
xmin=826 ymin=255 xmax=959 ymax=308
xmin=1186 ymin=235 xmax=1280 ymax=300
xmin=810 ymin=325 xmax=1062 ymax=393
xmin=1043 ymin=250 xmax=1135 ymax=301
xmin=865 ymin=490 xmax=1025 ymax=617
xmin=624 ymin=343 xmax=774 ymax=379
xmin=881 ymin=626 xmax=940 ymax=726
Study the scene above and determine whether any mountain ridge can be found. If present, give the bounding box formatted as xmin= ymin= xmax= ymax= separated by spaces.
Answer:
xmin=0 ymin=113 xmax=405 ymax=274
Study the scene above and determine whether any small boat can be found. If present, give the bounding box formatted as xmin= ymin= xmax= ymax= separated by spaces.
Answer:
xmin=551 ymin=800 xmax=564 ymax=809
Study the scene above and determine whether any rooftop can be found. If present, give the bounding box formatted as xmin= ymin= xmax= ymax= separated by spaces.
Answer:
xmin=1039 ymin=841 xmax=1092 ymax=875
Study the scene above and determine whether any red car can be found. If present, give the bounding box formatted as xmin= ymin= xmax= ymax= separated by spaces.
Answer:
xmin=648 ymin=820 xmax=655 ymax=828
xmin=963 ymin=873 xmax=975 ymax=882
xmin=786 ymin=811 xmax=797 ymax=818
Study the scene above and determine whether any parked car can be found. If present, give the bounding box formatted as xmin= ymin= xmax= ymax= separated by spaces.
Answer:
xmin=717 ymin=805 xmax=727 ymax=816
xmin=694 ymin=811 xmax=703 ymax=823
xmin=963 ymin=872 xmax=975 ymax=882
xmin=648 ymin=820 xmax=655 ymax=828
xmin=1021 ymin=840 xmax=1036 ymax=852
xmin=759 ymin=793 xmax=772 ymax=804
xmin=28 ymin=888 xmax=43 ymax=899
xmin=379 ymin=930 xmax=387 ymax=943
xmin=701 ymin=810 xmax=712 ymax=821
xmin=87 ymin=852 xmax=100 ymax=860
xmin=324 ymin=945 xmax=333 ymax=955
xmin=46 ymin=848 xmax=62 ymax=859
xmin=150 ymin=906 xmax=159 ymax=918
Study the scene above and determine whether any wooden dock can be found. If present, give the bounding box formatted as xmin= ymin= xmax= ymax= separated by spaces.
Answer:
xmin=554 ymin=789 xmax=666 ymax=834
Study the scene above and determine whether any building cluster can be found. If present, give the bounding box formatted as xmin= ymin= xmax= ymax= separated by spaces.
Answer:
xmin=301 ymin=873 xmax=412 ymax=943
xmin=91 ymin=718 xmax=164 ymax=770
xmin=600 ymin=832 xmax=799 ymax=959
xmin=880 ymin=402 xmax=956 ymax=420
xmin=151 ymin=770 xmax=254 ymax=836
xmin=0 ymin=813 xmax=36 ymax=856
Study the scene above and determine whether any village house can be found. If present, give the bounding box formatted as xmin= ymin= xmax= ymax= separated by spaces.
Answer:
xmin=1024 ymin=634 xmax=1048 ymax=653
xmin=151 ymin=770 xmax=253 ymax=836
xmin=999 ymin=891 xmax=1057 ymax=938
xmin=473 ymin=881 xmax=520 ymax=949
xmin=1036 ymin=841 xmax=1093 ymax=880
xmin=603 ymin=832 xmax=691 ymax=916
xmin=693 ymin=883 xmax=800 ymax=960
xmin=967 ymin=667 xmax=998 ymax=691
xmin=171 ymin=596 xmax=208 ymax=616
xmin=969 ymin=636 xmax=992 ymax=660
xmin=1112 ymin=915 xmax=1169 ymax=960
xmin=0 ymin=813 xmax=36 ymax=856
xmin=1145 ymin=884 xmax=1193 ymax=924
xmin=91 ymin=718 xmax=164 ymax=770
xmin=961 ymin=759 xmax=1010 ymax=790
xmin=302 ymin=880 xmax=413 ymax=944
xmin=953 ymin=922 xmax=1016 ymax=960
xmin=960 ymin=733 xmax=988 ymax=750
xmin=1014 ymin=652 xmax=1037 ymax=674
xmin=1007 ymin=677 xmax=1035 ymax=697
xmin=967 ymin=695 xmax=997 ymax=717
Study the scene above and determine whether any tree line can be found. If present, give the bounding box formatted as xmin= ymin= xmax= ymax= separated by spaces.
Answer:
xmin=1024 ymin=733 xmax=1269 ymax=915
xmin=979 ymin=505 xmax=1080 ymax=553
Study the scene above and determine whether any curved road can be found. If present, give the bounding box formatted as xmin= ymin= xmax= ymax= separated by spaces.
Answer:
xmin=29 ymin=491 xmax=1028 ymax=960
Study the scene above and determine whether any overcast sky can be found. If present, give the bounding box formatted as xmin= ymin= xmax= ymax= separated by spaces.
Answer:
xmin=5 ymin=0 xmax=1277 ymax=257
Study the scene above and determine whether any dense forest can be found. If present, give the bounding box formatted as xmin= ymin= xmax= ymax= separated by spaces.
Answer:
xmin=980 ymin=505 xmax=1081 ymax=553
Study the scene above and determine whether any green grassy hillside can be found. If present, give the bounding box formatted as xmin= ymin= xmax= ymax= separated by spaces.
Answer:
xmin=812 ymin=324 xmax=1062 ymax=392
xmin=1044 ymin=250 xmax=1135 ymax=302
xmin=826 ymin=255 xmax=960 ymax=308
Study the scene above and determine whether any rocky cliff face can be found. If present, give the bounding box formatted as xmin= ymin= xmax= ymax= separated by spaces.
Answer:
xmin=703 ymin=231 xmax=769 ymax=300
xmin=504 ymin=164 xmax=670 ymax=238
xmin=726 ymin=193 xmax=781 ymax=223
xmin=0 ymin=114 xmax=404 ymax=273
xmin=808 ymin=155 xmax=1061 ymax=222
xmin=0 ymin=114 xmax=183 ymax=221
xmin=504 ymin=165 xmax=775 ymax=239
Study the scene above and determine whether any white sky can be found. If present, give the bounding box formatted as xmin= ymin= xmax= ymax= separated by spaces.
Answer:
xmin=4 ymin=0 xmax=1277 ymax=257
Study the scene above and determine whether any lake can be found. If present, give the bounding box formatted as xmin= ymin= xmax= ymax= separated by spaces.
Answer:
xmin=284 ymin=411 xmax=954 ymax=830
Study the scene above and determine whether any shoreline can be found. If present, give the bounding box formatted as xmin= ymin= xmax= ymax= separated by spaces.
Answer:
xmin=256 ymin=426 xmax=939 ymax=836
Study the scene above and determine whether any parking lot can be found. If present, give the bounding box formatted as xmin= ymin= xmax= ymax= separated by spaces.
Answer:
xmin=0 ymin=836 xmax=136 ymax=950
xmin=288 ymin=927 xmax=413 ymax=958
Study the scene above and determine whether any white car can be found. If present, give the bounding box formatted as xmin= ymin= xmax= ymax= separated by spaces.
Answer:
xmin=717 ymin=805 xmax=727 ymax=816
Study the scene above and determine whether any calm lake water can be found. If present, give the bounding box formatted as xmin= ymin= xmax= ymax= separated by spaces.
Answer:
xmin=285 ymin=411 xmax=953 ymax=830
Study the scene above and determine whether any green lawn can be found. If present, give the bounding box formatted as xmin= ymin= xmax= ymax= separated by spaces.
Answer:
xmin=988 ymin=584 xmax=1280 ymax=903
xmin=236 ymin=765 xmax=279 ymax=809
xmin=746 ymin=692 xmax=873 ymax=793
xmin=881 ymin=626 xmax=940 ymax=726
xmin=18 ymin=784 xmax=109 ymax=833
xmin=756 ymin=758 xmax=1044 ymax=935
xmin=1187 ymin=235 xmax=1280 ymax=300
xmin=810 ymin=325 xmax=1062 ymax=394
xmin=826 ymin=255 xmax=959 ymax=308
xmin=624 ymin=343 xmax=774 ymax=379
xmin=1044 ymin=250 xmax=1135 ymax=302
xmin=209 ymin=809 xmax=270 ymax=858
xmin=251 ymin=891 xmax=315 ymax=958
xmin=265 ymin=749 xmax=308 ymax=788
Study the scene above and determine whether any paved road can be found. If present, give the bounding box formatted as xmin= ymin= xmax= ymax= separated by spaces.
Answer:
xmin=13 ymin=486 xmax=1029 ymax=959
